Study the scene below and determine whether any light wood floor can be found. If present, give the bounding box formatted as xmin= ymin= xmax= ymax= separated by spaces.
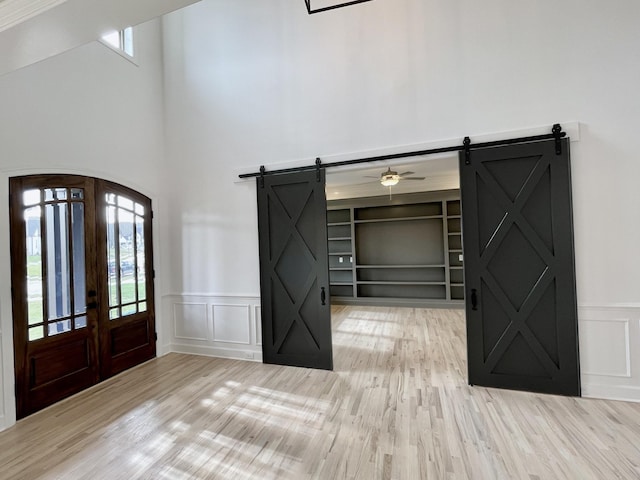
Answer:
xmin=1 ymin=306 xmax=640 ymax=479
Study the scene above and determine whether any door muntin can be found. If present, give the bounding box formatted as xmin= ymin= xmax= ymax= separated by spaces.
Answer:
xmin=22 ymin=186 xmax=92 ymax=341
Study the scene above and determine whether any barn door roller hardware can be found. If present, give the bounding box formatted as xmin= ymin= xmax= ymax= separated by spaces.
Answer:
xmin=240 ymin=124 xmax=566 ymax=179
xmin=552 ymin=123 xmax=563 ymax=155
xmin=305 ymin=0 xmax=374 ymax=15
xmin=464 ymin=137 xmax=472 ymax=165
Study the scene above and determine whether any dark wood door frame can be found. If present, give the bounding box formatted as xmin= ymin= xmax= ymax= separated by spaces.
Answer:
xmin=9 ymin=174 xmax=156 ymax=418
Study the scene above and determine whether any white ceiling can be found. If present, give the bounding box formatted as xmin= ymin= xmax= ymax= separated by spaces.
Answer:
xmin=325 ymin=152 xmax=460 ymax=201
xmin=0 ymin=0 xmax=67 ymax=32
xmin=0 ymin=0 xmax=200 ymax=77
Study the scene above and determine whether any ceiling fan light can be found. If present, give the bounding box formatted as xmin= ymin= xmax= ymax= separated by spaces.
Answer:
xmin=381 ymin=176 xmax=399 ymax=187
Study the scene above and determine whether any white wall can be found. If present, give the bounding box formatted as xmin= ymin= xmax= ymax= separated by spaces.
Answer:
xmin=161 ymin=0 xmax=640 ymax=399
xmin=0 ymin=19 xmax=167 ymax=430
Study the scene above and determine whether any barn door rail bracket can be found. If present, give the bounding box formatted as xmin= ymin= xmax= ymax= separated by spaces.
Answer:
xmin=463 ymin=137 xmax=472 ymax=165
xmin=315 ymin=158 xmax=322 ymax=182
xmin=552 ymin=123 xmax=563 ymax=155
xmin=239 ymin=124 xmax=566 ymax=179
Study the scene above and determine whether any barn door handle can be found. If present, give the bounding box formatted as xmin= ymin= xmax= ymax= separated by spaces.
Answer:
xmin=320 ymin=287 xmax=326 ymax=305
xmin=471 ymin=289 xmax=478 ymax=311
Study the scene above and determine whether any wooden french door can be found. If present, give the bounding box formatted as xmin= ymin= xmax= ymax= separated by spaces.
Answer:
xmin=95 ymin=180 xmax=156 ymax=379
xmin=10 ymin=176 xmax=99 ymax=417
xmin=459 ymin=138 xmax=580 ymax=396
xmin=257 ymin=169 xmax=333 ymax=370
xmin=10 ymin=175 xmax=156 ymax=418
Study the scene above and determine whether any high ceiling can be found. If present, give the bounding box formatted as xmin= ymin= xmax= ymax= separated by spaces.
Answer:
xmin=0 ymin=0 xmax=200 ymax=76
xmin=0 ymin=0 xmax=67 ymax=32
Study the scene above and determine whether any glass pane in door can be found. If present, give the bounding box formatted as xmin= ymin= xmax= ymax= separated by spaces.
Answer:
xmin=105 ymin=193 xmax=148 ymax=319
xmin=45 ymin=202 xmax=71 ymax=321
xmin=135 ymin=213 xmax=146 ymax=311
xmin=24 ymin=197 xmax=44 ymax=341
xmin=72 ymin=202 xmax=87 ymax=327
xmin=23 ymin=187 xmax=87 ymax=341
xmin=118 ymin=207 xmax=135 ymax=305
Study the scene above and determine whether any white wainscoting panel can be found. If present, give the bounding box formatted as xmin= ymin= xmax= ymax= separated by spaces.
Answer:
xmin=173 ymin=303 xmax=209 ymax=341
xmin=166 ymin=299 xmax=640 ymax=402
xmin=580 ymin=319 xmax=630 ymax=377
xmin=255 ymin=306 xmax=262 ymax=346
xmin=212 ymin=304 xmax=251 ymax=345
xmin=166 ymin=294 xmax=262 ymax=362
xmin=580 ymin=305 xmax=640 ymax=402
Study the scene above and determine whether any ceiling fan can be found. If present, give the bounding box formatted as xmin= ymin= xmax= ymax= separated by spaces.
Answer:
xmin=365 ymin=168 xmax=426 ymax=187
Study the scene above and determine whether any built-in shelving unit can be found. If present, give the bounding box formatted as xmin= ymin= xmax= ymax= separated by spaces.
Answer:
xmin=327 ymin=190 xmax=464 ymax=308
xmin=327 ymin=208 xmax=355 ymax=298
xmin=446 ymin=199 xmax=464 ymax=301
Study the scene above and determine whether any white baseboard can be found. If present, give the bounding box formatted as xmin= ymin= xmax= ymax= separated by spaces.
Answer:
xmin=156 ymin=343 xmax=172 ymax=357
xmin=581 ymin=384 xmax=640 ymax=403
xmin=170 ymin=343 xmax=263 ymax=363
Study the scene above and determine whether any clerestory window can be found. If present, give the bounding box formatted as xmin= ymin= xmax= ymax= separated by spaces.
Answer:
xmin=101 ymin=26 xmax=134 ymax=58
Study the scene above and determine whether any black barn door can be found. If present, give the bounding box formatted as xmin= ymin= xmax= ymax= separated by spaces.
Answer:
xmin=460 ymin=138 xmax=580 ymax=396
xmin=257 ymin=169 xmax=333 ymax=370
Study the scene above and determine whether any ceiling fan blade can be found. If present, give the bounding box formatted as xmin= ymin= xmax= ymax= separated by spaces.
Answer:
xmin=347 ymin=180 xmax=380 ymax=185
xmin=363 ymin=175 xmax=381 ymax=179
xmin=403 ymin=177 xmax=426 ymax=180
xmin=398 ymin=171 xmax=414 ymax=177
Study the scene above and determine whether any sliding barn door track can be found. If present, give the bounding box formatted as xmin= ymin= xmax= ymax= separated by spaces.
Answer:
xmin=240 ymin=123 xmax=566 ymax=184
